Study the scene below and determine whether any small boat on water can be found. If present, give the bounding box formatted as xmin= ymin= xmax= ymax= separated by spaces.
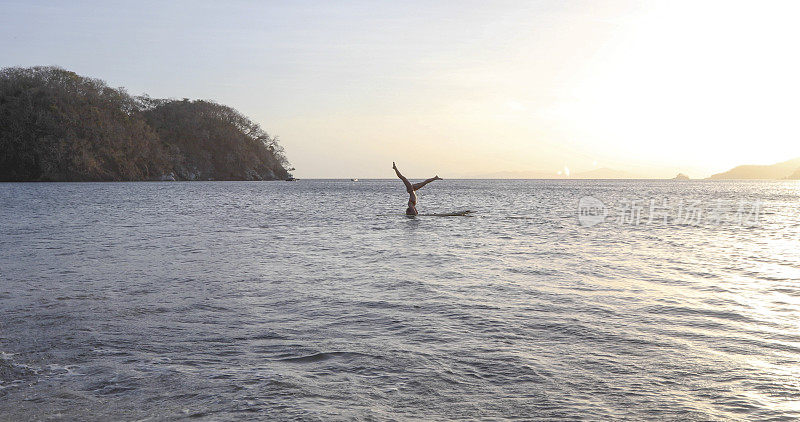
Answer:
xmin=351 ymin=178 xmax=359 ymax=181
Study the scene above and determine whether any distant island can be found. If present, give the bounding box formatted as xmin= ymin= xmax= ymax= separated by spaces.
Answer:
xmin=474 ymin=167 xmax=644 ymax=179
xmin=709 ymin=157 xmax=800 ymax=180
xmin=0 ymin=66 xmax=292 ymax=181
xmin=474 ymin=160 xmax=800 ymax=180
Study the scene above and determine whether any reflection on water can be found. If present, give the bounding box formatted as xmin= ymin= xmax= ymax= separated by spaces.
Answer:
xmin=0 ymin=180 xmax=798 ymax=420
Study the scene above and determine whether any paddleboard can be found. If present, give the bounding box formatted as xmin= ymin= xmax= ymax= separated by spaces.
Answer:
xmin=416 ymin=210 xmax=472 ymax=217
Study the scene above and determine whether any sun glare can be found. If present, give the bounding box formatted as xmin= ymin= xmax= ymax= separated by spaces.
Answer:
xmin=549 ymin=1 xmax=800 ymax=173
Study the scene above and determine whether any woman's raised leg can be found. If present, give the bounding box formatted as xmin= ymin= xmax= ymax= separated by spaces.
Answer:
xmin=412 ymin=176 xmax=441 ymax=191
xmin=393 ymin=162 xmax=414 ymax=192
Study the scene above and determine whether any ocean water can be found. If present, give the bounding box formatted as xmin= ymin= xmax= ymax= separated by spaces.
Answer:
xmin=1 ymin=179 xmax=799 ymax=421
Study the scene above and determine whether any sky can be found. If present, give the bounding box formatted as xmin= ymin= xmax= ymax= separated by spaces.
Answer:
xmin=2 ymin=0 xmax=799 ymax=178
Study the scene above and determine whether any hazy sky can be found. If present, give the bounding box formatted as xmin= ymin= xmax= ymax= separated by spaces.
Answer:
xmin=2 ymin=0 xmax=799 ymax=178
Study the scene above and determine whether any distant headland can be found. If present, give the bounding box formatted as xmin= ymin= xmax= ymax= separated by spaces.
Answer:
xmin=471 ymin=160 xmax=800 ymax=180
xmin=708 ymin=158 xmax=800 ymax=180
xmin=0 ymin=66 xmax=292 ymax=182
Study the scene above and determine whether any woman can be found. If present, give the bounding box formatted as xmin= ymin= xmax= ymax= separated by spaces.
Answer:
xmin=393 ymin=162 xmax=441 ymax=215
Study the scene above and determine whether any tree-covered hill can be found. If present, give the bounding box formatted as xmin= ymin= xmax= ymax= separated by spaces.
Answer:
xmin=0 ymin=66 xmax=292 ymax=181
